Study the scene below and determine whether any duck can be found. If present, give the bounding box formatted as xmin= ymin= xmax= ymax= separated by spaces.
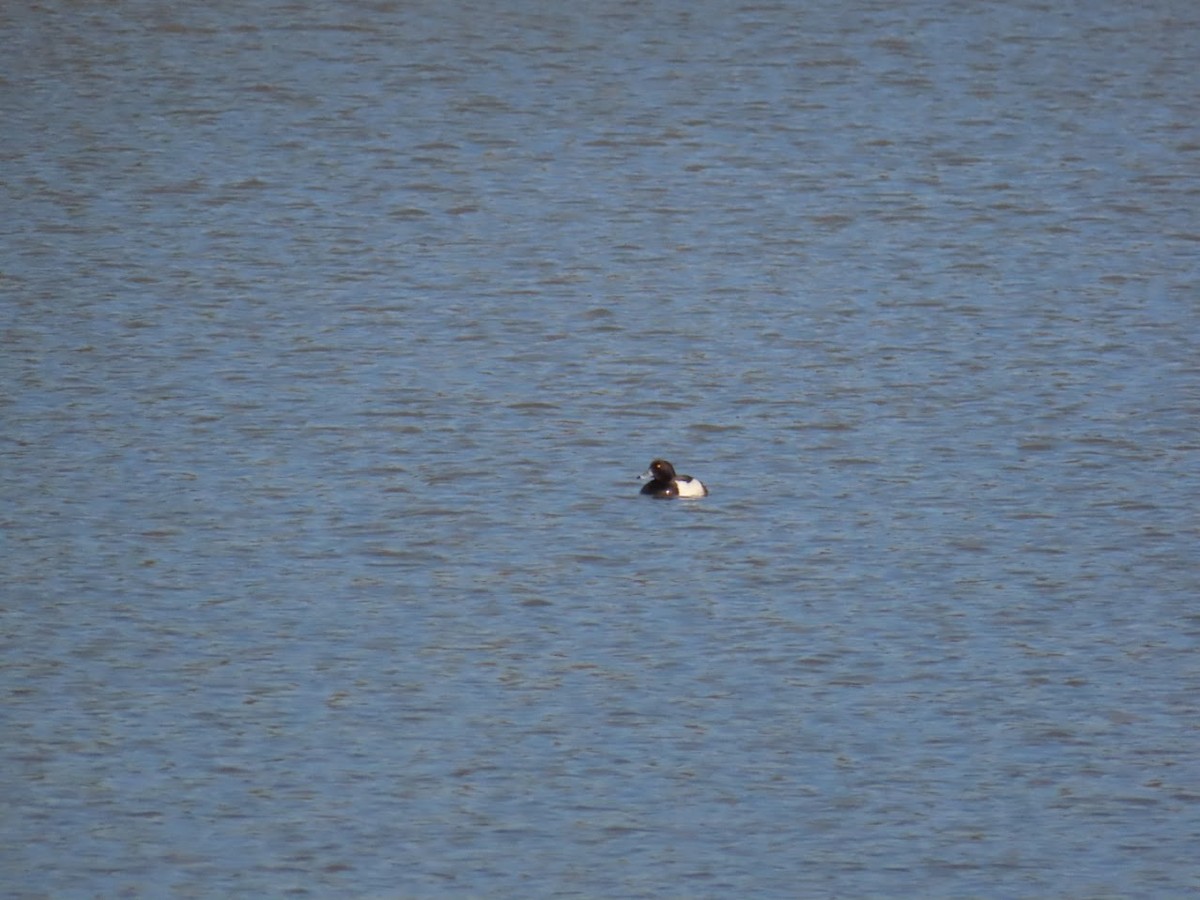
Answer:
xmin=639 ymin=459 xmax=708 ymax=499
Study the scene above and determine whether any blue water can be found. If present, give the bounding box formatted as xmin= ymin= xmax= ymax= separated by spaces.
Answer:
xmin=3 ymin=1 xmax=1199 ymax=896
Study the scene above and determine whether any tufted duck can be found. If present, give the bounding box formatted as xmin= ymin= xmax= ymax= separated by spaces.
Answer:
xmin=639 ymin=459 xmax=708 ymax=499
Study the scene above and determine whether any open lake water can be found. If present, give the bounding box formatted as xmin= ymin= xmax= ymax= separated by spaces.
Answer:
xmin=3 ymin=0 xmax=1199 ymax=896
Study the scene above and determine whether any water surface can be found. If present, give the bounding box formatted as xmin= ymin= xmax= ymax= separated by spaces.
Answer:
xmin=3 ymin=1 xmax=1199 ymax=896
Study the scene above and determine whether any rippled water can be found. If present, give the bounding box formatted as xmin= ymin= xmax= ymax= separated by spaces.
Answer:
xmin=3 ymin=1 xmax=1199 ymax=896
